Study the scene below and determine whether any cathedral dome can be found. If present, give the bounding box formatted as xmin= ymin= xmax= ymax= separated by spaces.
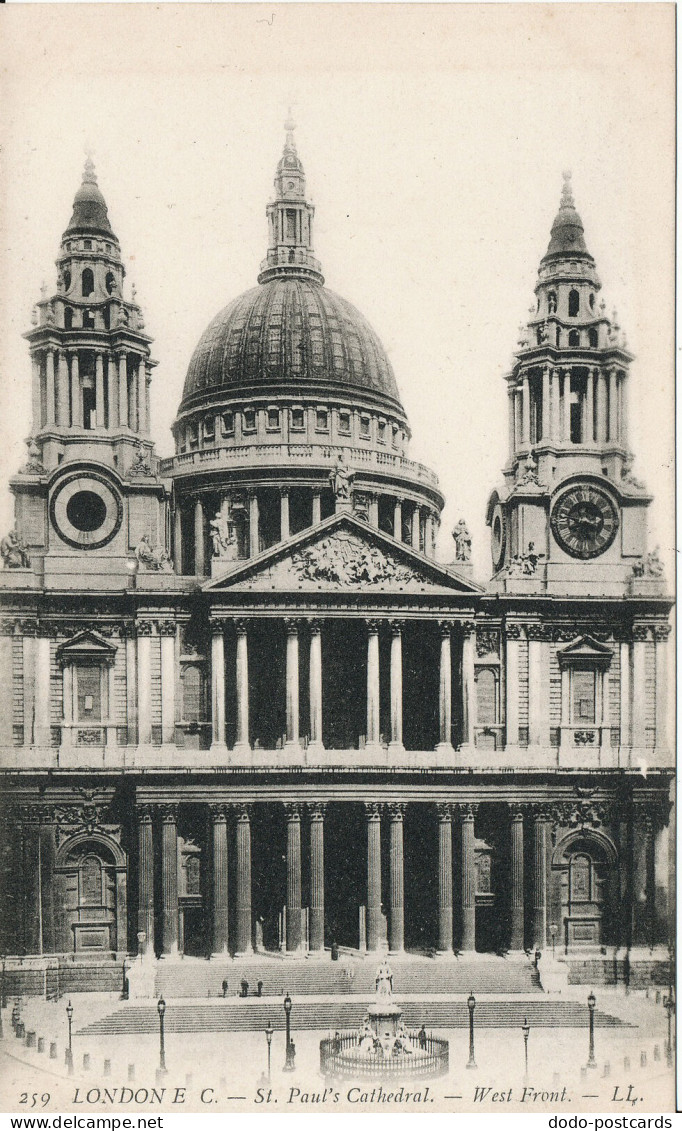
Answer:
xmin=180 ymin=276 xmax=403 ymax=412
xmin=63 ymin=158 xmax=115 ymax=240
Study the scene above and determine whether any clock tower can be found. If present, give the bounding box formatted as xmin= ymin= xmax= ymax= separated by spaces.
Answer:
xmin=486 ymin=172 xmax=663 ymax=597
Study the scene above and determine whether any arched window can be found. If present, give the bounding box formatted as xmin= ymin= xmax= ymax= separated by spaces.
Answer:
xmin=82 ymin=309 xmax=95 ymax=330
xmin=64 ymin=307 xmax=73 ymax=330
xmin=589 ymin=293 xmax=595 ymax=310
xmin=555 ymin=327 xmax=561 ymax=347
xmin=536 ymin=326 xmax=543 ymax=346
xmin=105 ymin=272 xmax=116 ymax=295
xmin=568 ymin=329 xmax=580 ymax=347
xmin=588 ymin=327 xmax=598 ymax=347
xmin=82 ymin=268 xmax=94 ymax=297
xmin=547 ymin=291 xmax=557 ymax=314
xmin=568 ymin=289 xmax=580 ymax=317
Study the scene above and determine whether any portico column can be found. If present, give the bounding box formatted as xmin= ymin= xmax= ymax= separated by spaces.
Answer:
xmin=393 ymin=497 xmax=403 ymax=541
xmin=411 ymin=506 xmax=420 ymax=550
xmin=137 ymin=805 xmax=154 ymax=956
xmin=654 ymin=625 xmax=671 ymax=751
xmin=137 ymin=359 xmax=147 ymax=434
xmin=596 ymin=369 xmax=607 ymax=443
xmin=308 ymin=619 xmax=323 ymax=750
xmin=160 ymin=804 xmax=179 ymax=957
xmin=521 ymin=374 xmax=530 ymax=446
xmin=285 ymin=803 xmax=303 ymax=953
xmin=462 ymin=623 xmax=476 ymax=747
xmin=234 ymin=619 xmax=250 ymax=752
xmin=57 ymin=350 xmax=69 ymax=426
xmin=365 ymin=803 xmax=382 ymax=952
xmin=437 ymin=803 xmax=454 ymax=953
xmin=284 ymin=619 xmax=300 ymax=749
xmin=210 ymin=624 xmax=226 ymax=750
xmin=459 ymin=803 xmax=477 ymax=953
xmin=505 ymin=625 xmax=520 ymax=747
xmin=507 ymin=387 xmax=516 ymax=457
xmin=437 ymin=622 xmax=453 ymax=751
xmin=365 ymin=620 xmax=380 ymax=749
xmin=210 ymin=805 xmax=229 ymax=955
xmin=389 ymin=621 xmax=403 ymax=752
xmin=234 ymin=804 xmax=253 ymax=955
xmin=514 ymin=388 xmax=523 ymax=451
xmin=194 ymin=498 xmax=205 ymax=576
xmin=510 ymin=807 xmax=525 ymax=950
xmin=541 ymin=365 xmax=550 ymax=441
xmin=312 ymin=490 xmax=321 ymax=525
xmin=309 ymin=803 xmax=326 ymax=952
xmin=137 ymin=624 xmax=152 ymax=746
xmin=248 ymin=491 xmax=260 ymax=557
xmin=95 ymin=352 xmax=105 ymax=428
xmin=70 ymin=352 xmax=81 ymax=427
xmin=118 ymin=351 xmax=128 ymax=429
xmin=159 ymin=623 xmax=175 ymax=745
xmin=45 ymin=349 xmax=56 ymax=426
xmin=368 ymin=493 xmax=379 ymax=527
xmin=532 ymin=806 xmax=549 ymax=950
xmin=561 ymin=370 xmax=571 ymax=442
xmin=280 ymin=488 xmax=290 ymax=541
xmin=31 ymin=354 xmax=42 ymax=429
xmin=584 ymin=368 xmax=594 ymax=442
xmin=107 ymin=355 xmax=119 ymax=428
xmin=173 ymin=506 xmax=183 ymax=574
xmin=388 ymin=803 xmax=405 ymax=954
xmin=620 ymin=372 xmax=629 ymax=446
xmin=550 ymin=367 xmax=560 ymax=440
xmin=608 ymin=368 xmax=618 ymax=442
xmin=34 ymin=635 xmax=51 ymax=747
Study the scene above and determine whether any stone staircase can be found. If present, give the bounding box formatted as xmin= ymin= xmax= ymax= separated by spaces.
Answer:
xmin=77 ymin=998 xmax=632 ymax=1037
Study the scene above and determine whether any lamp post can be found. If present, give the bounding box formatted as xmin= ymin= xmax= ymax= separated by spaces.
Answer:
xmin=586 ymin=991 xmax=597 ymax=1069
xmin=466 ymin=992 xmax=476 ymax=1069
xmin=283 ymin=993 xmax=295 ymax=1072
xmin=549 ymin=924 xmax=558 ymax=959
xmin=664 ymin=990 xmax=675 ymax=1064
xmin=265 ymin=1020 xmax=274 ymax=1082
xmin=65 ymin=1001 xmax=74 ymax=1075
xmin=521 ymin=1017 xmax=530 ymax=1082
xmin=157 ymin=997 xmax=167 ymax=1077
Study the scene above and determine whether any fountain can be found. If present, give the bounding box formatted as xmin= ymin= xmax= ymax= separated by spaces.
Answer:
xmin=320 ymin=960 xmax=449 ymax=1080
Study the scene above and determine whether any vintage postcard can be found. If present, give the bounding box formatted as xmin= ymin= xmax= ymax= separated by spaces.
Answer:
xmin=0 ymin=2 xmax=675 ymax=1120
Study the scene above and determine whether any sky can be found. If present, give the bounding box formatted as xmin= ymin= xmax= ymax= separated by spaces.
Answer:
xmin=0 ymin=3 xmax=674 ymax=580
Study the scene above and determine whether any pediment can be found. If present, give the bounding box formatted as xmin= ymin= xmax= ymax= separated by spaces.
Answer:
xmin=55 ymin=629 xmax=117 ymax=664
xmin=557 ymin=634 xmax=613 ymax=666
xmin=204 ymin=513 xmax=482 ymax=595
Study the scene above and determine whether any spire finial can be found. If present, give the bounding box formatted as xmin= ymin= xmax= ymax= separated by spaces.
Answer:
xmin=83 ymin=145 xmax=97 ymax=185
xmin=284 ymin=109 xmax=296 ymax=151
xmin=560 ymin=169 xmax=574 ymax=209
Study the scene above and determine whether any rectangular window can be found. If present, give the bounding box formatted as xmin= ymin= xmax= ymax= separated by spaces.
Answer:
xmin=76 ymin=665 xmax=102 ymax=722
xmin=286 ymin=210 xmax=297 ymax=240
xmin=291 ymin=407 xmax=305 ymax=430
xmin=203 ymin=416 xmax=215 ymax=440
xmin=189 ymin=423 xmax=199 ymax=448
xmin=476 ymin=668 xmax=498 ymax=725
xmin=377 ymin=420 xmax=387 ymax=443
xmin=359 ymin=415 xmax=371 ymax=439
xmin=221 ymin=411 xmax=234 ymax=436
xmin=182 ymin=666 xmax=202 ymax=722
xmin=338 ymin=411 xmax=351 ymax=434
xmin=316 ymin=408 xmax=329 ymax=431
xmin=267 ymin=407 xmax=281 ymax=430
xmin=243 ymin=408 xmax=256 ymax=432
xmin=571 ymin=670 xmax=596 ymax=724
xmin=84 ymin=239 xmax=92 ymax=250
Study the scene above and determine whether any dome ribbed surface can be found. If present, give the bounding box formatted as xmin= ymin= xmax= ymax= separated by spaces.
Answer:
xmin=64 ymin=182 xmax=115 ymax=237
xmin=181 ymin=278 xmax=402 ymax=407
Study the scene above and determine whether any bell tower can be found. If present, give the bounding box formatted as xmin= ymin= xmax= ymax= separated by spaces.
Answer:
xmin=8 ymin=159 xmax=170 ymax=587
xmin=486 ymin=173 xmax=663 ymax=597
xmin=258 ymin=116 xmax=324 ymax=285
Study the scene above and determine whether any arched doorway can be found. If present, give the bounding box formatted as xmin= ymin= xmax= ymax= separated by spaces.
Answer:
xmin=56 ymin=836 xmax=126 ymax=955
xmin=552 ymin=831 xmax=617 ymax=950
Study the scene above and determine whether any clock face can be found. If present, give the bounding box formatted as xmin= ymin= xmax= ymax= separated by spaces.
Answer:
xmin=491 ymin=504 xmax=507 ymax=571
xmin=50 ymin=472 xmax=123 ymax=550
xmin=550 ymin=484 xmax=619 ymax=559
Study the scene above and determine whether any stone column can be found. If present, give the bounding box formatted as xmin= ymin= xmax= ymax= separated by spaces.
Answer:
xmin=562 ymin=369 xmax=571 ymax=442
xmin=137 ymin=624 xmax=152 ymax=746
xmin=160 ymin=624 xmax=175 ymax=745
xmin=38 ymin=814 xmax=56 ymax=954
xmin=411 ymin=506 xmax=420 ymax=550
xmin=366 ymin=620 xmax=381 ymax=749
xmin=137 ymin=359 xmax=147 ymax=434
xmin=284 ymin=619 xmax=300 ymax=749
xmin=521 ymin=374 xmax=530 ymax=446
xmin=393 ymin=497 xmax=403 ymax=541
xmin=312 ymin=490 xmax=321 ymax=525
xmin=70 ymin=352 xmax=81 ymax=427
xmin=389 ymin=621 xmax=403 ymax=752
xmin=619 ymin=640 xmax=631 ymax=748
xmin=173 ymin=506 xmax=183 ymax=574
xmin=118 ymin=352 xmax=128 ymax=429
xmin=34 ymin=635 xmax=51 ymax=747
xmin=45 ymin=349 xmax=56 ymax=426
xmin=368 ymin=493 xmax=379 ymax=527
xmin=31 ymin=354 xmax=42 ymax=430
xmin=437 ymin=622 xmax=453 ymax=751
xmin=365 ymin=803 xmax=382 ymax=952
xmin=541 ymin=365 xmax=550 ymax=441
xmin=210 ymin=805 xmax=229 ymax=955
xmin=234 ymin=619 xmax=250 ymax=752
xmin=515 ymin=388 xmax=523 ymax=450
xmin=388 ymin=803 xmax=405 ymax=954
xmin=22 ymin=816 xmax=41 ymax=955
xmin=95 ymin=352 xmax=105 ymax=428
xmin=608 ymin=368 xmax=618 ymax=442
xmin=234 ymin=804 xmax=253 ymax=955
xmin=137 ymin=805 xmax=154 ymax=955
xmin=210 ymin=624 xmax=226 ymax=750
xmin=596 ymin=369 xmax=607 ymax=443
xmin=194 ymin=498 xmax=205 ymax=576
xmin=309 ymin=803 xmax=325 ymax=952
xmin=308 ymin=619 xmax=323 ymax=751
xmin=461 ymin=623 xmax=476 ymax=747
xmin=280 ymin=488 xmax=290 ymax=541
xmin=532 ymin=807 xmax=549 ymax=950
xmin=57 ymin=350 xmax=69 ymax=426
xmin=437 ymin=803 xmax=454 ymax=953
xmin=160 ymin=804 xmax=179 ymax=956
xmin=631 ymin=627 xmax=647 ymax=749
xmin=584 ymin=368 xmax=594 ymax=443
xmin=107 ymin=355 xmax=119 ymax=428
xmin=505 ymin=625 xmax=520 ymax=747
xmin=654 ymin=625 xmax=670 ymax=751
xmin=550 ymin=367 xmax=560 ymax=440
xmin=620 ymin=372 xmax=629 ymax=447
xmin=285 ymin=803 xmax=303 ymax=953
xmin=459 ymin=804 xmax=477 ymax=953
xmin=527 ymin=631 xmax=548 ymax=747
xmin=507 ymin=387 xmax=516 ymax=457
xmin=510 ymin=807 xmax=525 ymax=950
xmin=248 ymin=491 xmax=260 ymax=557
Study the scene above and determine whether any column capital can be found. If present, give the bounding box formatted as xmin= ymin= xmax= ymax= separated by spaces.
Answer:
xmin=279 ymin=485 xmax=290 ymax=498
xmin=457 ymin=619 xmax=476 ymax=636
xmin=456 ymin=802 xmax=478 ymax=821
xmin=159 ymin=802 xmax=179 ymax=824
xmin=234 ymin=617 xmax=250 ymax=634
xmin=386 ymin=802 xmax=406 ymax=821
xmin=208 ymin=803 xmax=229 ymax=824
xmin=137 ymin=803 xmax=154 ymax=825
xmin=438 ymin=620 xmax=454 ymax=638
xmin=388 ymin=618 xmax=405 ymax=636
xmin=505 ymin=622 xmax=523 ymax=640
xmin=365 ymin=617 xmax=381 ymax=634
xmin=508 ymin=804 xmax=526 ymax=823
xmin=157 ymin=619 xmax=176 ymax=637
xmin=528 ymin=803 xmax=552 ymax=823
xmin=116 ymin=347 xmax=128 ymax=359
xmin=436 ymin=801 xmax=455 ymax=821
xmin=284 ymin=801 xmax=303 ymax=821
xmin=307 ymin=617 xmax=323 ymax=633
xmin=231 ymin=801 xmax=252 ymax=823
xmin=208 ymin=616 xmax=226 ymax=633
xmin=364 ymin=801 xmax=382 ymax=822
xmin=653 ymin=623 xmax=672 ymax=642
xmin=284 ymin=617 xmax=303 ymax=635
xmin=308 ymin=801 xmax=327 ymax=821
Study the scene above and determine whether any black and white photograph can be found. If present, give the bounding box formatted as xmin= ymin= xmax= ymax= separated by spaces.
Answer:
xmin=0 ymin=3 xmax=675 ymax=1119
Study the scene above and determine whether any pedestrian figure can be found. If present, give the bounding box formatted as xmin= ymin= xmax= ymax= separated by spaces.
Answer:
xmin=418 ymin=1024 xmax=427 ymax=1049
xmin=257 ymin=980 xmax=263 ymax=997
xmin=222 ymin=979 xmax=228 ymax=998
xmin=240 ymin=978 xmax=249 ymax=998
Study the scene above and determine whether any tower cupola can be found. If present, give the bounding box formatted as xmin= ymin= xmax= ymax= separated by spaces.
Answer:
xmin=258 ymin=116 xmax=324 ymax=285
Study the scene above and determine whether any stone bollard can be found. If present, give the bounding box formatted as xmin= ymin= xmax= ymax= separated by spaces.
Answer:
xmin=624 ymin=1057 xmax=630 ymax=1071
xmin=104 ymin=1060 xmax=111 ymax=1076
xmin=50 ymin=1042 xmax=57 ymax=1060
xmin=83 ymin=1054 xmax=90 ymax=1071
xmin=37 ymin=1038 xmax=45 ymax=1054
xmin=128 ymin=1065 xmax=135 ymax=1082
xmin=654 ymin=1045 xmax=660 ymax=1061
xmin=15 ymin=1022 xmax=24 ymax=1039
xmin=640 ymin=1052 xmax=647 ymax=1067
xmin=25 ymin=1031 xmax=36 ymax=1048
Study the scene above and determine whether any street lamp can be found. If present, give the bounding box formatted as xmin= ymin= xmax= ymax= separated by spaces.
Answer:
xmin=521 ymin=1017 xmax=530 ymax=1082
xmin=466 ymin=992 xmax=476 ymax=1069
xmin=65 ymin=1001 xmax=74 ymax=1075
xmin=664 ymin=989 xmax=675 ymax=1064
xmin=549 ymin=924 xmax=558 ymax=959
xmin=586 ymin=991 xmax=597 ymax=1069
xmin=283 ymin=993 xmax=295 ymax=1072
xmin=157 ymin=997 xmax=167 ymax=1077
xmin=265 ymin=1020 xmax=274 ymax=1081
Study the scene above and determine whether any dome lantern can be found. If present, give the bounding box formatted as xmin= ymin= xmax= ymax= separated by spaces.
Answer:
xmin=258 ymin=116 xmax=324 ymax=286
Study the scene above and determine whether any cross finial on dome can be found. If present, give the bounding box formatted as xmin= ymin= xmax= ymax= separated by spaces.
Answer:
xmin=284 ymin=109 xmax=297 ymax=151
xmin=560 ymin=169 xmax=574 ymax=209
xmin=83 ymin=146 xmax=98 ymax=185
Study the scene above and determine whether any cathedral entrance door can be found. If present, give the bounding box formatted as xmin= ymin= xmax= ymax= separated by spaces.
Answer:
xmin=59 ymin=841 xmax=119 ymax=955
xmin=557 ymin=837 xmax=607 ymax=949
